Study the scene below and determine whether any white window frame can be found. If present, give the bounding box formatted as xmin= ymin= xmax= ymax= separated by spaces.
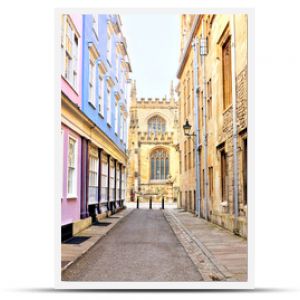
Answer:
xmin=115 ymin=102 xmax=119 ymax=135
xmin=72 ymin=35 xmax=78 ymax=90
xmin=121 ymin=167 xmax=125 ymax=200
xmin=101 ymin=154 xmax=108 ymax=203
xmin=89 ymin=59 xmax=96 ymax=107
xmin=115 ymin=53 xmax=119 ymax=81
xmin=67 ymin=136 xmax=77 ymax=198
xmin=92 ymin=14 xmax=99 ymax=39
xmin=89 ymin=156 xmax=99 ymax=187
xmin=120 ymin=113 xmax=123 ymax=141
xmin=88 ymin=155 xmax=99 ymax=205
xmin=65 ymin=21 xmax=73 ymax=81
xmin=107 ymin=33 xmax=112 ymax=64
xmin=98 ymin=74 xmax=104 ymax=116
xmin=62 ymin=17 xmax=79 ymax=91
xmin=124 ymin=119 xmax=127 ymax=146
xmin=120 ymin=67 xmax=125 ymax=91
xmin=116 ymin=164 xmax=120 ymax=201
xmin=123 ymin=116 xmax=126 ymax=142
xmin=107 ymin=86 xmax=111 ymax=125
xmin=109 ymin=158 xmax=115 ymax=201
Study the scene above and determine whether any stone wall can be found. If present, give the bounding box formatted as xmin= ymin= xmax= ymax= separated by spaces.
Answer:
xmin=127 ymin=94 xmax=180 ymax=203
xmin=178 ymin=14 xmax=248 ymax=238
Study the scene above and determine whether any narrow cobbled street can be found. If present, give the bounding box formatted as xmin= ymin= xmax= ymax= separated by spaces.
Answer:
xmin=62 ymin=209 xmax=203 ymax=282
xmin=59 ymin=13 xmax=249 ymax=284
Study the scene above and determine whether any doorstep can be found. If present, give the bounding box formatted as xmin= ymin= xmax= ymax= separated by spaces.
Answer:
xmin=61 ymin=207 xmax=134 ymax=273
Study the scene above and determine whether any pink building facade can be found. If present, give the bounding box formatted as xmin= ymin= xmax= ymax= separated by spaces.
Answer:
xmin=61 ymin=13 xmax=82 ymax=107
xmin=61 ymin=14 xmax=83 ymax=239
xmin=61 ymin=125 xmax=82 ymax=226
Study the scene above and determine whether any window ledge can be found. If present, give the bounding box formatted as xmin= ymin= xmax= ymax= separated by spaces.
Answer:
xmin=88 ymin=101 xmax=96 ymax=109
xmin=67 ymin=196 xmax=77 ymax=200
xmin=98 ymin=112 xmax=104 ymax=119
xmin=93 ymin=28 xmax=99 ymax=40
xmin=222 ymin=104 xmax=233 ymax=114
xmin=61 ymin=75 xmax=79 ymax=96
xmin=149 ymin=180 xmax=168 ymax=184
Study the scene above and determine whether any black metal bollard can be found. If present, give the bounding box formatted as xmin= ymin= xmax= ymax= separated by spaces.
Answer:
xmin=149 ymin=197 xmax=152 ymax=209
xmin=137 ymin=196 xmax=139 ymax=209
xmin=162 ymin=196 xmax=164 ymax=210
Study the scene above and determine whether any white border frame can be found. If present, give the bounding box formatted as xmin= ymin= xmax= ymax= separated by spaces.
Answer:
xmin=55 ymin=7 xmax=254 ymax=290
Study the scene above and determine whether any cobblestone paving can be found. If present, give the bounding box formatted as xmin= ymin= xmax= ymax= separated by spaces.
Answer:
xmin=62 ymin=209 xmax=203 ymax=282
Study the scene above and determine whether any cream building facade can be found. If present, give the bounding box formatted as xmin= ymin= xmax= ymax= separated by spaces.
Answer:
xmin=127 ymin=81 xmax=180 ymax=203
xmin=177 ymin=14 xmax=248 ymax=237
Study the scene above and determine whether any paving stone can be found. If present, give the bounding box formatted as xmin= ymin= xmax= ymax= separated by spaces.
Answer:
xmin=164 ymin=209 xmax=248 ymax=282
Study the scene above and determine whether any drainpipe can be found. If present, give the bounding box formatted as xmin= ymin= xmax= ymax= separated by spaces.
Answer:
xmin=200 ymin=18 xmax=209 ymax=220
xmin=231 ymin=15 xmax=239 ymax=233
xmin=192 ymin=37 xmax=201 ymax=217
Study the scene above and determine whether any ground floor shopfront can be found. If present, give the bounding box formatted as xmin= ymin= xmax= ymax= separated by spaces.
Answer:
xmin=61 ymin=94 xmax=127 ymax=241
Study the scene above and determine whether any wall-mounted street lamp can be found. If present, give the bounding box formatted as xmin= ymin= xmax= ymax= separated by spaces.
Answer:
xmin=183 ymin=119 xmax=195 ymax=137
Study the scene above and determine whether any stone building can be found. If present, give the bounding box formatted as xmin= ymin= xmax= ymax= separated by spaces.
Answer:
xmin=127 ymin=81 xmax=180 ymax=203
xmin=177 ymin=14 xmax=248 ymax=237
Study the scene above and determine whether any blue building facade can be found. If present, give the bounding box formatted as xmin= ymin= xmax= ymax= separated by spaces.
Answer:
xmin=81 ymin=14 xmax=131 ymax=152
xmin=79 ymin=14 xmax=131 ymax=218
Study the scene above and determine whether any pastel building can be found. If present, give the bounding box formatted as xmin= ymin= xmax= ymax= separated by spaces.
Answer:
xmin=81 ymin=14 xmax=131 ymax=218
xmin=61 ymin=14 xmax=83 ymax=240
xmin=60 ymin=14 xmax=131 ymax=241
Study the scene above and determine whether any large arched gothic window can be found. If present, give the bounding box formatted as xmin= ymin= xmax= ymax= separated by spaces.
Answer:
xmin=148 ymin=116 xmax=166 ymax=135
xmin=150 ymin=149 xmax=169 ymax=180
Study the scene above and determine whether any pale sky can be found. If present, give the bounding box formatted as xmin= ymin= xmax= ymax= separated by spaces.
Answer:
xmin=120 ymin=14 xmax=180 ymax=99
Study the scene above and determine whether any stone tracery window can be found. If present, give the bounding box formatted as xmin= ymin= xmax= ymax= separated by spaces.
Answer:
xmin=148 ymin=116 xmax=166 ymax=135
xmin=150 ymin=148 xmax=169 ymax=180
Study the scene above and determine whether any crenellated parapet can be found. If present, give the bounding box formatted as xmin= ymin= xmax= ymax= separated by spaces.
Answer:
xmin=133 ymin=97 xmax=178 ymax=109
xmin=137 ymin=131 xmax=175 ymax=144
